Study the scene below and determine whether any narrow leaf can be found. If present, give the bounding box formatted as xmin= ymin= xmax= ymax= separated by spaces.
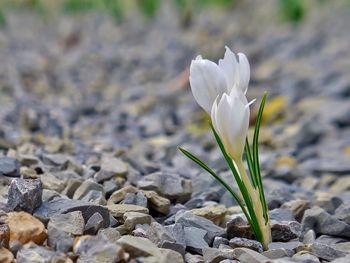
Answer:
xmin=252 ymin=92 xmax=269 ymax=223
xmin=244 ymin=138 xmax=258 ymax=188
xmin=179 ymin=147 xmax=249 ymax=218
xmin=209 ymin=124 xmax=263 ymax=240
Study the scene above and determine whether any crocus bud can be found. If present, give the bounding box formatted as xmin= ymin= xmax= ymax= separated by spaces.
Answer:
xmin=218 ymin=47 xmax=250 ymax=95
xmin=189 ymin=47 xmax=251 ymax=113
xmin=211 ymin=88 xmax=251 ymax=161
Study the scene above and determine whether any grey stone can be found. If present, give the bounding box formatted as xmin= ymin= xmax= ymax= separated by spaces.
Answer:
xmin=310 ymin=242 xmax=347 ymax=261
xmin=123 ymin=211 xmax=151 ymax=231
xmin=184 ymin=197 xmax=205 ymax=210
xmin=163 ymin=213 xmax=177 ymax=225
xmin=162 ymin=240 xmax=186 ymax=257
xmin=146 ymin=222 xmax=175 ymax=246
xmin=97 ymin=228 xmax=121 ymax=243
xmin=40 ymin=172 xmax=67 ymax=192
xmin=132 ymin=223 xmax=150 ymax=237
xmin=20 ymin=167 xmax=38 ymax=179
xmin=331 ymin=254 xmax=350 ymax=263
xmin=267 ymin=189 xmax=294 ymax=210
xmin=137 ymin=172 xmax=192 ymax=202
xmin=165 ymin=223 xmax=186 ymax=247
xmin=312 ymin=191 xmax=342 ymax=214
xmin=262 ymin=248 xmax=294 ymax=259
xmin=116 ymin=235 xmax=163 ymax=257
xmin=94 ymin=155 xmax=128 ymax=182
xmin=301 ymin=157 xmax=350 ymax=176
xmin=48 ymin=211 xmax=85 ymax=252
xmin=7 ymin=179 xmax=42 ymax=213
xmin=34 ymin=197 xmax=110 ymax=227
xmin=302 ymin=206 xmax=350 ymax=237
xmin=16 ymin=243 xmax=68 ymax=263
xmin=335 ymin=242 xmax=350 ymax=252
xmin=122 ymin=191 xmax=148 ymax=207
xmin=202 ymin=247 xmax=236 ymax=263
xmin=109 ymin=214 xmax=119 ymax=227
xmin=107 ymin=185 xmax=138 ymax=205
xmin=176 ymin=211 xmax=226 ymax=244
xmin=292 ymin=252 xmax=320 ymax=263
xmin=229 ymin=237 xmax=263 ymax=253
xmin=271 ymin=220 xmax=302 ymax=242
xmin=75 ymin=235 xmax=125 ymax=263
xmin=41 ymin=153 xmax=69 ymax=167
xmin=158 ymin=248 xmax=185 ymax=263
xmin=226 ymin=215 xmax=253 ymax=240
xmin=143 ymin=190 xmax=171 ymax=214
xmin=102 ymin=179 xmax=119 ymax=197
xmin=269 ymin=208 xmax=296 ymax=222
xmin=219 ymin=244 xmax=233 ymax=250
xmin=169 ymin=204 xmax=187 ymax=216
xmin=232 ymin=247 xmax=270 ymax=263
xmin=81 ymin=189 xmax=107 ymax=205
xmin=42 ymin=189 xmax=61 ymax=202
xmin=17 ymin=154 xmax=39 ymax=166
xmin=268 ymin=241 xmax=304 ymax=252
xmin=0 ymin=157 xmax=20 ymax=177
xmin=84 ymin=212 xmax=104 ymax=235
xmin=266 ymin=259 xmax=298 ymax=263
xmin=191 ymin=204 xmax=227 ymax=225
xmin=183 ymin=227 xmax=209 ymax=254
xmin=303 ymin=229 xmax=316 ymax=245
xmin=73 ymin=179 xmax=104 ymax=200
xmin=184 ymin=253 xmax=204 ymax=263
xmin=107 ymin=204 xmax=149 ymax=219
xmin=335 ymin=203 xmax=350 ymax=224
xmin=213 ymin=237 xmax=229 ymax=248
xmin=61 ymin=178 xmax=82 ymax=198
xmin=315 ymin=235 xmax=347 ymax=245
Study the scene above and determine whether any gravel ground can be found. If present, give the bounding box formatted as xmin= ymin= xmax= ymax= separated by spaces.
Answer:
xmin=1 ymin=1 xmax=350 ymax=262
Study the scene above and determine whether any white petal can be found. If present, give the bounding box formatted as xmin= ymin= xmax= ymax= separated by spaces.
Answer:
xmin=189 ymin=58 xmax=227 ymax=113
xmin=229 ymin=85 xmax=248 ymax=106
xmin=210 ymin=96 xmax=219 ymax=132
xmin=227 ymin=97 xmax=249 ymax=158
xmin=246 ymin=98 xmax=256 ymax=108
xmin=218 ymin=46 xmax=238 ymax=92
xmin=216 ymin=94 xmax=233 ymax=151
xmin=237 ymin=53 xmax=250 ymax=94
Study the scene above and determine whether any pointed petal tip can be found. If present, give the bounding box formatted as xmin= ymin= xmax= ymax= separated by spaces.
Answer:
xmin=237 ymin=52 xmax=249 ymax=63
xmin=224 ymin=46 xmax=235 ymax=56
xmin=246 ymin=98 xmax=257 ymax=108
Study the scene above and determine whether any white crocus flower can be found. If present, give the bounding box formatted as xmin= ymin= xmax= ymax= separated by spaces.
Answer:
xmin=189 ymin=47 xmax=250 ymax=113
xmin=211 ymin=88 xmax=253 ymax=161
xmin=182 ymin=47 xmax=271 ymax=250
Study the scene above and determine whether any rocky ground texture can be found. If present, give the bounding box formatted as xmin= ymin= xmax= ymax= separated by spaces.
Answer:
xmin=1 ymin=1 xmax=350 ymax=262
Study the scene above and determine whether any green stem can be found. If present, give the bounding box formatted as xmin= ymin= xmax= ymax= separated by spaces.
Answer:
xmin=236 ymin=159 xmax=271 ymax=250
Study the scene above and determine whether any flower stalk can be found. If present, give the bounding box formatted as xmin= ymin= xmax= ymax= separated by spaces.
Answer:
xmin=180 ymin=47 xmax=271 ymax=250
xmin=236 ymin=158 xmax=271 ymax=250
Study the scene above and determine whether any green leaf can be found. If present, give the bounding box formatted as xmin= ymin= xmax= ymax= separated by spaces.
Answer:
xmin=179 ymin=147 xmax=257 ymax=231
xmin=210 ymin=123 xmax=262 ymax=241
xmin=252 ymin=92 xmax=269 ymax=224
xmin=244 ymin=138 xmax=258 ymax=188
xmin=179 ymin=147 xmax=247 ymax=213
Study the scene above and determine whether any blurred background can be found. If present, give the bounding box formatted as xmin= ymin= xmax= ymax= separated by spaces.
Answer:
xmin=0 ymin=0 xmax=350 ymax=199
